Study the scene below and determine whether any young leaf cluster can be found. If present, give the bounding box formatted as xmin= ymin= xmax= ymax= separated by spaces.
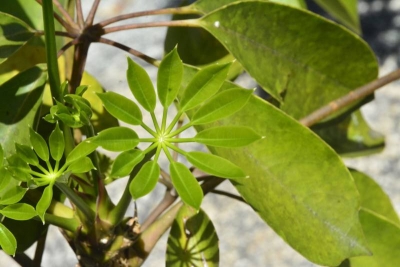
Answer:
xmin=93 ymin=48 xmax=261 ymax=210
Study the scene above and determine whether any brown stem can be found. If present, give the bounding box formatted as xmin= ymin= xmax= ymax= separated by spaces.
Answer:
xmin=97 ymin=6 xmax=198 ymax=27
xmin=57 ymin=37 xmax=80 ymax=58
xmin=97 ymin=37 xmax=160 ymax=66
xmin=35 ymin=0 xmax=77 ymax=33
xmin=69 ymin=42 xmax=90 ymax=93
xmin=85 ymin=0 xmax=101 ymax=26
xmin=210 ymin=189 xmax=246 ymax=203
xmin=300 ymin=69 xmax=400 ymax=127
xmin=35 ymin=30 xmax=77 ymax=39
xmin=103 ymin=19 xmax=199 ymax=34
xmin=76 ymin=0 xmax=85 ymax=28
xmin=52 ymin=0 xmax=79 ymax=30
xmin=33 ymin=231 xmax=47 ymax=267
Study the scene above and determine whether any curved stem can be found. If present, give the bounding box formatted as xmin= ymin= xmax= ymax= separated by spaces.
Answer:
xmin=97 ymin=37 xmax=160 ymax=67
xmin=97 ymin=6 xmax=198 ymax=27
xmin=52 ymin=0 xmax=79 ymax=30
xmin=210 ymin=189 xmax=246 ymax=203
xmin=85 ymin=0 xmax=101 ymax=27
xmin=300 ymin=68 xmax=400 ymax=127
xmin=103 ymin=19 xmax=199 ymax=35
xmin=57 ymin=37 xmax=80 ymax=58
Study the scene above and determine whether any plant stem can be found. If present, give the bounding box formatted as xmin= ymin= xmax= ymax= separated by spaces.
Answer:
xmin=150 ymin=112 xmax=161 ymax=133
xmin=165 ymin=111 xmax=183 ymax=134
xmin=13 ymin=253 xmax=35 ymax=267
xmin=210 ymin=189 xmax=246 ymax=203
xmin=76 ymin=0 xmax=85 ymax=28
xmin=300 ymin=68 xmax=400 ymax=127
xmin=167 ymin=121 xmax=192 ymax=137
xmin=52 ymin=0 xmax=79 ymax=30
xmin=57 ymin=37 xmax=81 ymax=58
xmin=69 ymin=42 xmax=90 ymax=92
xmin=97 ymin=6 xmax=199 ymax=27
xmin=35 ymin=30 xmax=77 ymax=39
xmin=35 ymin=0 xmax=77 ymax=33
xmin=85 ymin=0 xmax=101 ymax=27
xmin=140 ymin=121 xmax=158 ymax=136
xmin=103 ymin=19 xmax=199 ymax=35
xmin=166 ymin=138 xmax=196 ymax=143
xmin=97 ymin=37 xmax=160 ymax=67
xmin=33 ymin=231 xmax=47 ymax=267
xmin=43 ymin=213 xmax=79 ymax=232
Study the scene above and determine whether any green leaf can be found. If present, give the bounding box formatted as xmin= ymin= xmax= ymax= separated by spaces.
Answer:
xmin=110 ymin=149 xmax=144 ymax=178
xmin=0 ymin=144 xmax=3 ymax=168
xmin=191 ymin=88 xmax=253 ymax=124
xmin=29 ymin=127 xmax=49 ymax=162
xmin=170 ymin=162 xmax=203 ymax=210
xmin=180 ymin=63 xmax=230 ymax=111
xmin=195 ymin=126 xmax=262 ymax=147
xmin=0 ymin=187 xmax=27 ymax=205
xmin=65 ymin=139 xmax=98 ymax=165
xmin=67 ymin=157 xmax=95 ymax=174
xmin=186 ymin=151 xmax=246 ymax=179
xmin=180 ymin=65 xmax=369 ymax=265
xmin=92 ymin=127 xmax=139 ymax=152
xmin=0 ymin=203 xmax=36 ymax=221
xmin=0 ymin=168 xmax=12 ymax=191
xmin=36 ymin=185 xmax=53 ymax=223
xmin=166 ymin=206 xmax=219 ymax=266
xmin=157 ymin=47 xmax=183 ymax=107
xmin=15 ymin=143 xmax=38 ymax=166
xmin=129 ymin=161 xmax=160 ymax=199
xmin=199 ymin=2 xmax=378 ymax=119
xmin=126 ymin=58 xmax=156 ymax=112
xmin=0 ymin=11 xmax=35 ymax=64
xmin=97 ymin=91 xmax=142 ymax=125
xmin=313 ymin=0 xmax=360 ymax=34
xmin=49 ymin=123 xmax=64 ymax=161
xmin=6 ymin=166 xmax=31 ymax=182
xmin=0 ymin=223 xmax=17 ymax=255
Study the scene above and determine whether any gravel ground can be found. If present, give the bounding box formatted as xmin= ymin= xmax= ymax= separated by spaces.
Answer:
xmin=1 ymin=0 xmax=399 ymax=266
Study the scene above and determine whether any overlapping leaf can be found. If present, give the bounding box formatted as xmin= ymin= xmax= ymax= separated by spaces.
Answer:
xmin=195 ymin=126 xmax=262 ymax=147
xmin=91 ymin=127 xmax=139 ymax=152
xmin=0 ymin=223 xmax=16 ymax=255
xmin=0 ymin=203 xmax=36 ymax=221
xmin=129 ymin=161 xmax=160 ymax=199
xmin=111 ymin=149 xmax=144 ymax=178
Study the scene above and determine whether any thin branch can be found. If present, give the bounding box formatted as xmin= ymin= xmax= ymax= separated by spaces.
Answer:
xmin=13 ymin=253 xmax=35 ymax=267
xmin=210 ymin=189 xmax=247 ymax=203
xmin=97 ymin=6 xmax=199 ymax=27
xmin=35 ymin=0 xmax=77 ymax=33
xmin=173 ymin=117 xmax=185 ymax=161
xmin=52 ymin=0 xmax=79 ymax=29
xmin=97 ymin=37 xmax=160 ymax=67
xmin=300 ymin=68 xmax=400 ymax=127
xmin=85 ymin=0 xmax=101 ymax=27
xmin=76 ymin=0 xmax=85 ymax=28
xmin=33 ymin=231 xmax=47 ymax=267
xmin=103 ymin=19 xmax=199 ymax=34
xmin=57 ymin=37 xmax=80 ymax=58
xmin=35 ymin=30 xmax=77 ymax=39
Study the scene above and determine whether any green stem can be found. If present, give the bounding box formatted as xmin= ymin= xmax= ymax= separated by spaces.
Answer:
xmin=165 ymin=142 xmax=187 ymax=156
xmin=45 ymin=161 xmax=54 ymax=173
xmin=29 ymin=170 xmax=50 ymax=179
xmin=166 ymin=122 xmax=193 ymax=137
xmin=150 ymin=112 xmax=161 ymax=133
xmin=165 ymin=138 xmax=196 ymax=143
xmin=141 ymin=121 xmax=157 ymax=137
xmin=139 ymin=138 xmax=158 ymax=143
xmin=42 ymin=213 xmax=78 ymax=232
xmin=161 ymin=108 xmax=168 ymax=132
xmin=36 ymin=164 xmax=50 ymax=175
xmin=162 ymin=143 xmax=174 ymax=163
xmin=165 ymin=111 xmax=183 ymax=134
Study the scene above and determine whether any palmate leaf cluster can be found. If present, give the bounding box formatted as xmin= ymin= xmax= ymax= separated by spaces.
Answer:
xmin=93 ymin=47 xmax=261 ymax=210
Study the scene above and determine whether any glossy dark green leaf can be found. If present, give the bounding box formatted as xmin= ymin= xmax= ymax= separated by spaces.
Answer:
xmin=29 ymin=127 xmax=49 ymax=162
xmin=199 ymin=2 xmax=378 ymax=119
xmin=126 ymin=58 xmax=156 ymax=112
xmin=313 ymin=111 xmax=385 ymax=157
xmin=67 ymin=157 xmax=95 ymax=174
xmin=0 ymin=187 xmax=27 ymax=205
xmin=129 ymin=160 xmax=160 ymax=199
xmin=191 ymin=88 xmax=253 ymax=124
xmin=49 ymin=123 xmax=64 ymax=161
xmin=110 ymin=149 xmax=144 ymax=178
xmin=0 ymin=168 xmax=12 ymax=191
xmin=0 ymin=203 xmax=36 ymax=221
xmin=195 ymin=126 xmax=262 ymax=147
xmin=0 ymin=222 xmax=16 ymax=255
xmin=36 ymin=185 xmax=53 ymax=223
xmin=186 ymin=151 xmax=246 ymax=179
xmin=92 ymin=127 xmax=139 ymax=152
xmin=15 ymin=143 xmax=38 ymax=166
xmin=170 ymin=162 xmax=203 ymax=210
xmin=65 ymin=139 xmax=98 ymax=165
xmin=158 ymin=47 xmax=183 ymax=107
xmin=0 ymin=11 xmax=35 ymax=64
xmin=179 ymin=65 xmax=369 ymax=265
xmin=313 ymin=0 xmax=360 ymax=34
xmin=97 ymin=91 xmax=142 ymax=125
xmin=166 ymin=205 xmax=219 ymax=266
xmin=180 ymin=63 xmax=230 ymax=111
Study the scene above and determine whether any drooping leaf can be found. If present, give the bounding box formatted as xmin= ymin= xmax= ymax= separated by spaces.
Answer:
xmin=91 ymin=127 xmax=139 ymax=152
xmin=65 ymin=139 xmax=98 ymax=165
xmin=36 ymin=185 xmax=53 ymax=223
xmin=0 ymin=11 xmax=35 ymax=64
xmin=195 ymin=126 xmax=262 ymax=147
xmin=179 ymin=65 xmax=369 ymax=265
xmin=186 ymin=151 xmax=246 ymax=179
xmin=67 ymin=157 xmax=95 ymax=174
xmin=49 ymin=123 xmax=64 ymax=161
xmin=0 ymin=187 xmax=27 ymax=205
xmin=129 ymin=160 xmax=160 ymax=199
xmin=191 ymin=88 xmax=253 ymax=124
xmin=158 ymin=47 xmax=183 ymax=107
xmin=170 ymin=162 xmax=203 ymax=210
xmin=180 ymin=63 xmax=230 ymax=111
xmin=126 ymin=58 xmax=156 ymax=112
xmin=97 ymin=91 xmax=142 ymax=125
xmin=199 ymin=1 xmax=378 ymax=119
xmin=110 ymin=149 xmax=144 ymax=178
xmin=0 ymin=203 xmax=36 ymax=221
xmin=29 ymin=127 xmax=49 ymax=162
xmin=166 ymin=205 xmax=219 ymax=266
xmin=313 ymin=0 xmax=360 ymax=34
xmin=0 ymin=222 xmax=17 ymax=255
xmin=15 ymin=143 xmax=38 ymax=166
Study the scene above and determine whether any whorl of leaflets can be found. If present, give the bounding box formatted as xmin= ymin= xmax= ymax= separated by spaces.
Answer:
xmin=93 ymin=47 xmax=263 ymax=210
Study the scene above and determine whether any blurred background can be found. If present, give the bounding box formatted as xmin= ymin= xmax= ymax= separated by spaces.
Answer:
xmin=1 ymin=0 xmax=399 ymax=266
